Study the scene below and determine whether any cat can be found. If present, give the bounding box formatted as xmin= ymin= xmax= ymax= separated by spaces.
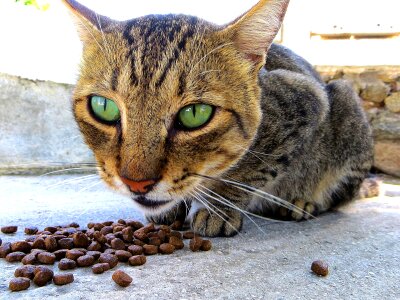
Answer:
xmin=62 ymin=0 xmax=373 ymax=237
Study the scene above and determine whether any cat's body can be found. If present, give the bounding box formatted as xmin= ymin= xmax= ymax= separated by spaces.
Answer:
xmin=63 ymin=0 xmax=373 ymax=237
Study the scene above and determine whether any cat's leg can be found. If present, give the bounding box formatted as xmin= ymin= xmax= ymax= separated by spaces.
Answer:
xmin=145 ymin=201 xmax=190 ymax=225
xmin=189 ymin=186 xmax=247 ymax=237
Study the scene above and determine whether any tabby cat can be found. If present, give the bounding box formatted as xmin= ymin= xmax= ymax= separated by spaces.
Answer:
xmin=63 ymin=0 xmax=373 ymax=236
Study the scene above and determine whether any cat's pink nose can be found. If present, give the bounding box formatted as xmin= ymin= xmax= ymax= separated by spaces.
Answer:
xmin=120 ymin=177 xmax=157 ymax=194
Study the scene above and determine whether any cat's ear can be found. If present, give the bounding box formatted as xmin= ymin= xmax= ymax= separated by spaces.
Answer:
xmin=224 ymin=0 xmax=289 ymax=66
xmin=62 ymin=0 xmax=112 ymax=42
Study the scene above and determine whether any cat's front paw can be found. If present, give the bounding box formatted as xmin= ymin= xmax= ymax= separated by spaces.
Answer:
xmin=146 ymin=202 xmax=189 ymax=225
xmin=191 ymin=208 xmax=242 ymax=237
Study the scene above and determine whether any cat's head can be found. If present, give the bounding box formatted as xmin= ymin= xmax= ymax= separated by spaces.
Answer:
xmin=63 ymin=0 xmax=289 ymax=214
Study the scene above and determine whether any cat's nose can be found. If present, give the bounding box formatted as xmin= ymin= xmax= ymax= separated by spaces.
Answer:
xmin=120 ymin=176 xmax=157 ymax=194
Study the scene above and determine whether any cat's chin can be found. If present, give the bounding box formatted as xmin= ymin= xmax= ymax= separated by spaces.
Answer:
xmin=130 ymin=195 xmax=177 ymax=214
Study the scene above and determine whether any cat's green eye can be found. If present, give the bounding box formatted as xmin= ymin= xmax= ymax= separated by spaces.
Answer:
xmin=90 ymin=96 xmax=120 ymax=123
xmin=178 ymin=104 xmax=214 ymax=129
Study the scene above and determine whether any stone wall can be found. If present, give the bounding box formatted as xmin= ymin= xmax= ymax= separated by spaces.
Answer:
xmin=0 ymin=73 xmax=94 ymax=175
xmin=0 ymin=68 xmax=399 ymax=176
xmin=316 ymin=66 xmax=400 ymax=177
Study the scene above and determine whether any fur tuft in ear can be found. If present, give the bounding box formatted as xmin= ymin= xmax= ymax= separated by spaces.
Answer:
xmin=227 ymin=0 xmax=290 ymax=65
xmin=61 ymin=0 xmax=112 ymax=42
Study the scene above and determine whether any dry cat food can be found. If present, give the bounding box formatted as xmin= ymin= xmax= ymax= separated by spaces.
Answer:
xmin=9 ymin=277 xmax=30 ymax=292
xmin=112 ymin=270 xmax=133 ymax=287
xmin=311 ymin=260 xmax=329 ymax=277
xmin=1 ymin=226 xmax=18 ymax=234
xmin=0 ymin=218 xmax=212 ymax=291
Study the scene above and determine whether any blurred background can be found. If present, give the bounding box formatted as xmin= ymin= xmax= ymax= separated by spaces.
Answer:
xmin=0 ymin=0 xmax=399 ymax=177
xmin=0 ymin=0 xmax=399 ymax=83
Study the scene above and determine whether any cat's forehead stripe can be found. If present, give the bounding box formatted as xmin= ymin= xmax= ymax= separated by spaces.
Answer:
xmin=121 ymin=15 xmax=202 ymax=89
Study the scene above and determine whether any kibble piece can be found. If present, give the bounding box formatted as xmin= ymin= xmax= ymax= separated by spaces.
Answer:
xmin=125 ymin=220 xmax=144 ymax=230
xmin=53 ymin=249 xmax=68 ymax=260
xmin=44 ymin=226 xmax=58 ymax=234
xmin=98 ymin=253 xmax=119 ymax=269
xmin=21 ymin=253 xmax=37 ymax=265
xmin=0 ymin=237 xmax=2 ymax=246
xmin=92 ymin=262 xmax=110 ymax=274
xmin=148 ymin=237 xmax=161 ymax=246
xmin=93 ymin=231 xmax=107 ymax=244
xmin=115 ymin=250 xmax=132 ymax=262
xmin=158 ymin=225 xmax=171 ymax=234
xmin=159 ymin=243 xmax=175 ymax=254
xmin=86 ymin=250 xmax=102 ymax=260
xmin=128 ymin=255 xmax=147 ymax=266
xmin=24 ymin=226 xmax=39 ymax=235
xmin=69 ymin=222 xmax=80 ymax=228
xmin=200 ymin=240 xmax=212 ymax=251
xmin=1 ymin=226 xmax=18 ymax=234
xmin=143 ymin=244 xmax=158 ymax=255
xmin=53 ymin=273 xmax=74 ymax=286
xmin=25 ymin=236 xmax=36 ymax=243
xmin=87 ymin=241 xmax=102 ymax=251
xmin=103 ymin=221 xmax=114 ymax=226
xmin=0 ymin=242 xmax=12 ymax=258
xmin=113 ymin=225 xmax=125 ymax=233
xmin=32 ymin=237 xmax=46 ymax=250
xmin=170 ymin=220 xmax=183 ymax=230
xmin=169 ymin=231 xmax=182 ymax=239
xmin=311 ymin=260 xmax=329 ymax=277
xmin=189 ymin=236 xmax=203 ymax=252
xmin=169 ymin=236 xmax=184 ymax=250
xmin=58 ymin=238 xmax=74 ymax=250
xmin=127 ymin=245 xmax=143 ymax=256
xmin=77 ymin=254 xmax=95 ymax=267
xmin=44 ymin=236 xmax=58 ymax=252
xmin=33 ymin=266 xmax=53 ymax=287
xmin=58 ymin=258 xmax=77 ymax=270
xmin=183 ymin=231 xmax=195 ymax=239
xmin=9 ymin=277 xmax=30 ymax=292
xmin=122 ymin=227 xmax=134 ymax=243
xmin=100 ymin=225 xmax=114 ymax=235
xmin=14 ymin=265 xmax=36 ymax=280
xmin=133 ymin=239 xmax=146 ymax=247
xmin=73 ymin=232 xmax=90 ymax=248
xmin=133 ymin=227 xmax=148 ymax=241
xmin=104 ymin=248 xmax=116 ymax=255
xmin=6 ymin=252 xmax=26 ymax=262
xmin=11 ymin=241 xmax=32 ymax=253
xmin=37 ymin=252 xmax=56 ymax=265
xmin=112 ymin=270 xmax=133 ymax=287
xmin=66 ymin=249 xmax=85 ymax=261
xmin=111 ymin=238 xmax=126 ymax=250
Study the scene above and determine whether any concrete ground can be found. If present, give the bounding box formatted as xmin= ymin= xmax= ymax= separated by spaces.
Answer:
xmin=0 ymin=175 xmax=399 ymax=300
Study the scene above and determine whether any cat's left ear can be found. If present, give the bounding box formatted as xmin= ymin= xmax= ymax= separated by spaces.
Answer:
xmin=62 ymin=0 xmax=112 ymax=42
xmin=223 ymin=0 xmax=290 ymax=66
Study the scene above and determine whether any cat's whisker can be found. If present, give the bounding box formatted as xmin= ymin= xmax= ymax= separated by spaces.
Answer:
xmin=196 ymin=185 xmax=283 ymax=226
xmin=237 ymin=145 xmax=282 ymax=158
xmin=195 ymin=186 xmax=271 ymax=235
xmin=76 ymin=180 xmax=103 ymax=194
xmin=188 ymin=42 xmax=234 ymax=77
xmin=43 ymin=174 xmax=99 ymax=190
xmin=191 ymin=190 xmax=230 ymax=219
xmin=189 ymin=191 xmax=243 ymax=237
xmin=39 ymin=167 xmax=98 ymax=177
xmin=192 ymin=173 xmax=315 ymax=219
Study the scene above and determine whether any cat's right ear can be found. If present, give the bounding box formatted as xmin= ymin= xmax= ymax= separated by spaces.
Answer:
xmin=61 ymin=0 xmax=112 ymax=42
xmin=222 ymin=0 xmax=290 ymax=68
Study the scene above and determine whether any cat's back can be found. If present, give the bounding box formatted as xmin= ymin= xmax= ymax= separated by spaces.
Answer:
xmin=264 ymin=44 xmax=323 ymax=83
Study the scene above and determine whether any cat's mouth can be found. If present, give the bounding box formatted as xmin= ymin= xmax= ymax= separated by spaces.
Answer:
xmin=133 ymin=196 xmax=171 ymax=209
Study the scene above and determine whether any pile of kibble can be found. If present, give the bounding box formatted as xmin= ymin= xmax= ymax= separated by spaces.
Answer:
xmin=0 ymin=220 xmax=211 ymax=291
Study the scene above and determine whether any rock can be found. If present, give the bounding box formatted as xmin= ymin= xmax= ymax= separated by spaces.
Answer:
xmin=360 ymin=81 xmax=390 ymax=103
xmin=374 ymin=141 xmax=400 ymax=177
xmin=385 ymin=93 xmax=400 ymax=113
xmin=369 ymin=109 xmax=400 ymax=141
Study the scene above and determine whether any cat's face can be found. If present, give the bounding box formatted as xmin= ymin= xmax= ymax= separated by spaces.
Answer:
xmin=64 ymin=0 xmax=288 ymax=215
